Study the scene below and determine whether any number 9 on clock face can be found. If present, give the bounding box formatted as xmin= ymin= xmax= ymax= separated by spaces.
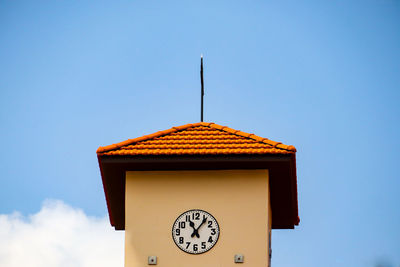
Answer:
xmin=172 ymin=209 xmax=220 ymax=254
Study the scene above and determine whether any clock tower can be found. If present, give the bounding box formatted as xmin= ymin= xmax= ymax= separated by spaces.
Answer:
xmin=97 ymin=122 xmax=299 ymax=267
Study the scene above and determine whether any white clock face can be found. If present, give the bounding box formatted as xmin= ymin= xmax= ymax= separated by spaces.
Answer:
xmin=172 ymin=209 xmax=220 ymax=254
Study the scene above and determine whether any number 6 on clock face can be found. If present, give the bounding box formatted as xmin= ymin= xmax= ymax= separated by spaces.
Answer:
xmin=172 ymin=209 xmax=220 ymax=254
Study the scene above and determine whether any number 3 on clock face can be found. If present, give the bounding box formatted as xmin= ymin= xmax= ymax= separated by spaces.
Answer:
xmin=172 ymin=209 xmax=220 ymax=254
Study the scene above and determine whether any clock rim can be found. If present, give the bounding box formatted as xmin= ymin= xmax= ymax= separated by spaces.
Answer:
xmin=171 ymin=209 xmax=220 ymax=255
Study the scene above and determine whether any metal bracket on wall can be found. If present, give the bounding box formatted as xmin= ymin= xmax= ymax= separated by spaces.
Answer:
xmin=148 ymin=256 xmax=157 ymax=265
xmin=234 ymin=254 xmax=244 ymax=263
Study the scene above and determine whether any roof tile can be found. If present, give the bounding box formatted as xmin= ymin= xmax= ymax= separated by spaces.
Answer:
xmin=97 ymin=122 xmax=296 ymax=156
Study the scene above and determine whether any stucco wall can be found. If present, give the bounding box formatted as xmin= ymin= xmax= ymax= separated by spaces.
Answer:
xmin=125 ymin=170 xmax=271 ymax=267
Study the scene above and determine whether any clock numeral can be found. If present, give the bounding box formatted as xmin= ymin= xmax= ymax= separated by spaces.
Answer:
xmin=192 ymin=212 xmax=200 ymax=220
xmin=193 ymin=244 xmax=198 ymax=252
xmin=175 ymin=229 xmax=180 ymax=236
xmin=179 ymin=237 xmax=184 ymax=244
xmin=179 ymin=222 xmax=186 ymax=228
xmin=201 ymin=242 xmax=206 ymax=249
xmin=208 ymin=221 xmax=213 ymax=228
xmin=211 ymin=228 xmax=216 ymax=235
xmin=185 ymin=242 xmax=191 ymax=249
xmin=185 ymin=215 xmax=190 ymax=222
xmin=208 ymin=236 xmax=213 ymax=243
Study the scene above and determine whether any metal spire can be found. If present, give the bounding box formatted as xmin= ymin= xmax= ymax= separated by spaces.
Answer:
xmin=200 ymin=54 xmax=204 ymax=122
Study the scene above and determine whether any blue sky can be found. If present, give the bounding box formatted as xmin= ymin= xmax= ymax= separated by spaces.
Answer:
xmin=0 ymin=1 xmax=399 ymax=266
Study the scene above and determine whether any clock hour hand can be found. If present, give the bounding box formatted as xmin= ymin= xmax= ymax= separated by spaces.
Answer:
xmin=189 ymin=219 xmax=196 ymax=230
xmin=189 ymin=219 xmax=199 ymax=238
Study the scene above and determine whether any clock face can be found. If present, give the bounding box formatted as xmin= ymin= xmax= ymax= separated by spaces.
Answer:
xmin=172 ymin=209 xmax=220 ymax=254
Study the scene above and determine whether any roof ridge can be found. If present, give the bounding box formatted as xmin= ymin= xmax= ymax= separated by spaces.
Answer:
xmin=96 ymin=122 xmax=296 ymax=154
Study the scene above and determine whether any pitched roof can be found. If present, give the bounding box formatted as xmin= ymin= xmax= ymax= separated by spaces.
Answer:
xmin=97 ymin=122 xmax=299 ymax=230
xmin=97 ymin=122 xmax=296 ymax=156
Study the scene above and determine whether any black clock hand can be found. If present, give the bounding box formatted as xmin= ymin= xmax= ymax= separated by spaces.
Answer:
xmin=189 ymin=219 xmax=196 ymax=230
xmin=191 ymin=217 xmax=207 ymax=238
xmin=196 ymin=217 xmax=207 ymax=231
xmin=191 ymin=226 xmax=200 ymax=238
xmin=191 ymin=231 xmax=199 ymax=238
xmin=189 ymin=220 xmax=203 ymax=238
xmin=189 ymin=219 xmax=199 ymax=238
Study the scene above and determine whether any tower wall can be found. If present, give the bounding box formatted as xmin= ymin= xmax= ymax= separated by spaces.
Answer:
xmin=125 ymin=170 xmax=271 ymax=267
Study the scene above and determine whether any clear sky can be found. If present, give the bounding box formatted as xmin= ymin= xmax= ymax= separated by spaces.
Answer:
xmin=0 ymin=1 xmax=399 ymax=266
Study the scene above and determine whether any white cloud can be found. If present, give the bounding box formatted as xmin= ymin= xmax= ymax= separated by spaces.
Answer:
xmin=0 ymin=200 xmax=124 ymax=267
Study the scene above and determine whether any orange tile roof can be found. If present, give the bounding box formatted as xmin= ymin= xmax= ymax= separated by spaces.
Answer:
xmin=97 ymin=122 xmax=296 ymax=156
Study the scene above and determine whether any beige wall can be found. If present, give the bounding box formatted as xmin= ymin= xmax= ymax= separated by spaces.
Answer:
xmin=125 ymin=170 xmax=271 ymax=267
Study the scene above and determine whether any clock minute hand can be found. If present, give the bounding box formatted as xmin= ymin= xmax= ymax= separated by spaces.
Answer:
xmin=198 ymin=217 xmax=207 ymax=229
